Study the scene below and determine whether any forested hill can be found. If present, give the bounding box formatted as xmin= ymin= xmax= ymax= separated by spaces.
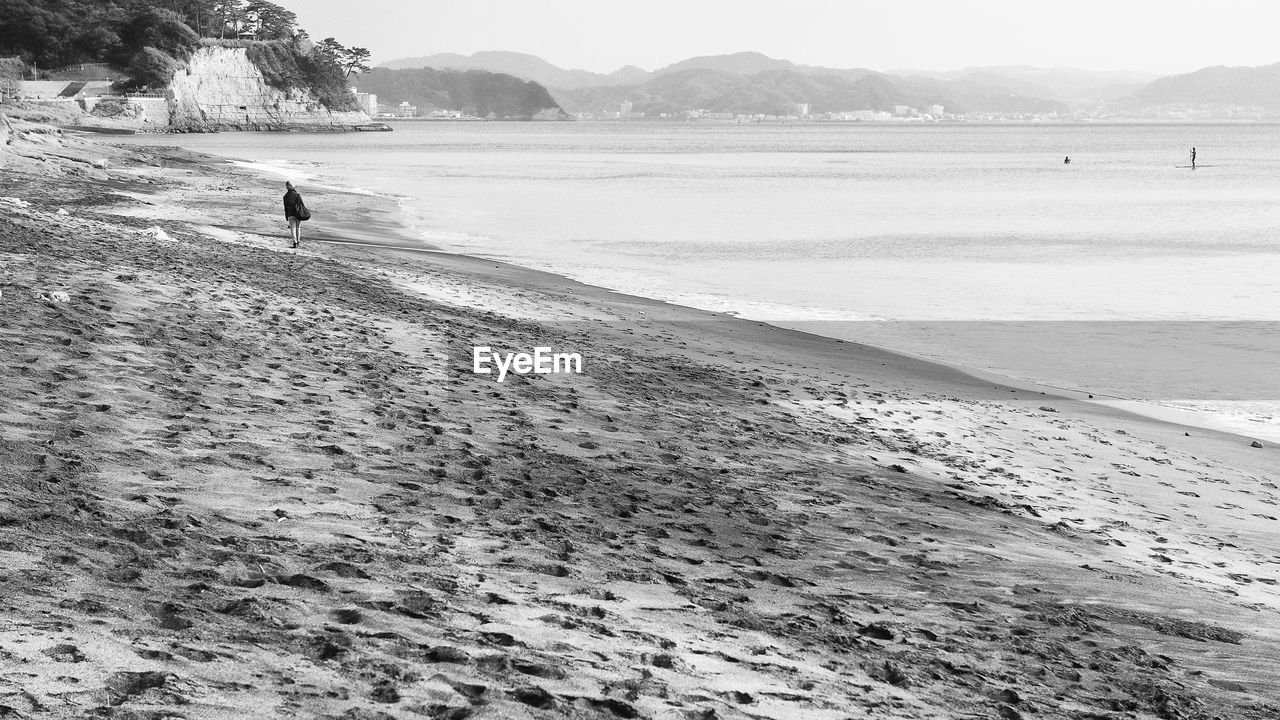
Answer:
xmin=553 ymin=68 xmax=1067 ymax=117
xmin=355 ymin=67 xmax=569 ymax=120
xmin=1122 ymin=62 xmax=1280 ymax=109
xmin=0 ymin=0 xmax=363 ymax=111
xmin=381 ymin=51 xmax=648 ymax=91
xmin=0 ymin=0 xmax=303 ymax=68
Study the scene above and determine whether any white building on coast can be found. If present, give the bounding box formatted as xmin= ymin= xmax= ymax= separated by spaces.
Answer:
xmin=351 ymin=89 xmax=378 ymax=117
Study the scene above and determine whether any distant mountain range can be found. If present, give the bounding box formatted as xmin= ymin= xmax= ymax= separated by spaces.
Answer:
xmin=553 ymin=67 xmax=1067 ymax=117
xmin=381 ymin=51 xmax=1075 ymax=115
xmin=380 ymin=51 xmax=648 ymax=90
xmin=377 ymin=51 xmax=1280 ymax=117
xmin=890 ymin=66 xmax=1159 ymax=105
xmin=1123 ymin=62 xmax=1280 ymax=109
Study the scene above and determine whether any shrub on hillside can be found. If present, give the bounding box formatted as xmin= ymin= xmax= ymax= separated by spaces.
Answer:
xmin=127 ymin=46 xmax=182 ymax=90
xmin=115 ymin=9 xmax=200 ymax=66
xmin=244 ymin=40 xmax=299 ymax=88
xmin=199 ymin=38 xmax=255 ymax=49
xmin=244 ymin=40 xmax=357 ymax=112
xmin=299 ymin=49 xmax=358 ymax=111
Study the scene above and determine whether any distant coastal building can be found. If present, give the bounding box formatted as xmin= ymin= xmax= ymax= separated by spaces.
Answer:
xmin=425 ymin=109 xmax=477 ymax=119
xmin=927 ymin=104 xmax=944 ymax=116
xmin=818 ymin=110 xmax=892 ymax=121
xmin=396 ymin=101 xmax=417 ymax=118
xmin=618 ymin=99 xmax=644 ymax=119
xmin=893 ymin=104 xmax=915 ymax=116
xmin=352 ymin=90 xmax=377 ymax=116
xmin=791 ymin=102 xmax=810 ymax=118
xmin=351 ymin=89 xmax=378 ymax=117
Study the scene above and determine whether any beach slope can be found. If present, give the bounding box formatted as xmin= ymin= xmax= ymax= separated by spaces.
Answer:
xmin=1 ymin=124 xmax=1279 ymax=719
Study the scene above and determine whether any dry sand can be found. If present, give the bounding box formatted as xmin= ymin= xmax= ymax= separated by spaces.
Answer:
xmin=1 ymin=120 xmax=1278 ymax=719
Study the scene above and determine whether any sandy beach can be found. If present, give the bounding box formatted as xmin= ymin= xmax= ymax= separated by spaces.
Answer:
xmin=2 ymin=120 xmax=1279 ymax=719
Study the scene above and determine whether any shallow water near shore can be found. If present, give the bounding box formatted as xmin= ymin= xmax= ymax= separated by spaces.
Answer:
xmin=113 ymin=122 xmax=1280 ymax=438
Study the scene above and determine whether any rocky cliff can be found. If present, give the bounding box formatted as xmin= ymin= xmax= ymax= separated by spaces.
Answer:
xmin=168 ymin=47 xmax=369 ymax=131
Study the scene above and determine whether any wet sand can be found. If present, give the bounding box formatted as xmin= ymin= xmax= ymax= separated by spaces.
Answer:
xmin=2 ymin=121 xmax=1279 ymax=719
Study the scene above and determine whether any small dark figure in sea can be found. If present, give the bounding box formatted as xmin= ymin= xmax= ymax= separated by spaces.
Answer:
xmin=1190 ymin=147 xmax=1197 ymax=169
xmin=283 ymin=181 xmax=308 ymax=248
xmin=1064 ymin=156 xmax=1071 ymax=164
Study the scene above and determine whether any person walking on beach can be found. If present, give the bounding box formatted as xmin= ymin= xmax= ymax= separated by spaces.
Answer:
xmin=1190 ymin=147 xmax=1197 ymax=169
xmin=283 ymin=181 xmax=308 ymax=248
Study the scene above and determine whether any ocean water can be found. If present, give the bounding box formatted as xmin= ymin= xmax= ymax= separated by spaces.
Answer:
xmin=115 ymin=122 xmax=1280 ymax=440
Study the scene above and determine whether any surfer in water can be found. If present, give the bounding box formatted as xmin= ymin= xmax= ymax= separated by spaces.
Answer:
xmin=1190 ymin=147 xmax=1197 ymax=169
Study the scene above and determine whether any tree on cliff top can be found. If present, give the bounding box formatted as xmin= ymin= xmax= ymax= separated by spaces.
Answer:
xmin=243 ymin=1 xmax=298 ymax=41
xmin=244 ymin=40 xmax=360 ymax=112
xmin=314 ymin=37 xmax=371 ymax=78
xmin=208 ymin=0 xmax=298 ymax=40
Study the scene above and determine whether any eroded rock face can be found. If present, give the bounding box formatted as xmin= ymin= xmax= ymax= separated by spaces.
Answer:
xmin=168 ymin=47 xmax=369 ymax=130
xmin=89 ymin=98 xmax=145 ymax=119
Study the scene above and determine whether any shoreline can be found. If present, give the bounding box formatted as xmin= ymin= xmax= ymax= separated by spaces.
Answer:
xmin=96 ymin=132 xmax=1280 ymax=554
xmin=360 ymin=241 xmax=1279 ymax=469
xmin=327 ymin=234 xmax=1277 ymax=447
xmin=4 ymin=124 xmax=1280 ymax=718
xmin=203 ymin=148 xmax=1280 ymax=449
xmin=122 ymin=135 xmax=1279 ymax=450
xmin=121 ymin=134 xmax=1280 ymax=449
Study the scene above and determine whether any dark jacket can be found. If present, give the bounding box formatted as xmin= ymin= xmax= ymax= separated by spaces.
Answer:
xmin=283 ymin=189 xmax=304 ymax=220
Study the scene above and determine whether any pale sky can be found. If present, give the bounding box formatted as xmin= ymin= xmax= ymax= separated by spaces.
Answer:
xmin=291 ymin=0 xmax=1280 ymax=76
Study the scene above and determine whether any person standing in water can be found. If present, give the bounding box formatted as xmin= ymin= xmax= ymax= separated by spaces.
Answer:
xmin=283 ymin=181 xmax=306 ymax=248
xmin=1190 ymin=147 xmax=1197 ymax=169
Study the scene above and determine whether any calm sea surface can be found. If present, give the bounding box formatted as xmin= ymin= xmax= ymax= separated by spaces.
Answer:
xmin=115 ymin=123 xmax=1280 ymax=439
